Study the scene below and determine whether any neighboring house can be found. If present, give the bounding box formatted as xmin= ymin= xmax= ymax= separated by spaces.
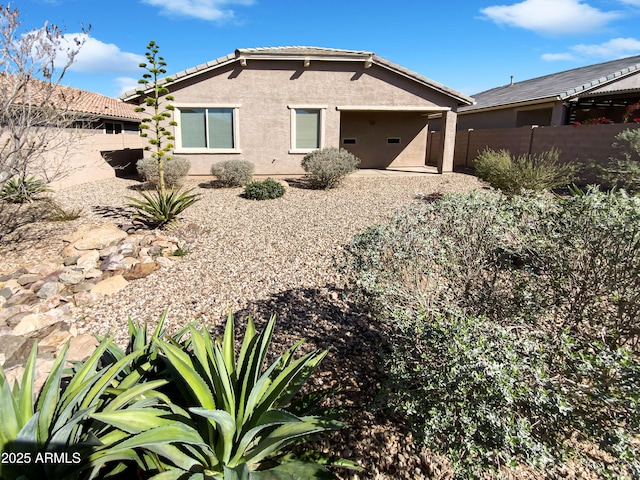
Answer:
xmin=457 ymin=55 xmax=640 ymax=130
xmin=47 ymin=86 xmax=143 ymax=189
xmin=122 ymin=46 xmax=474 ymax=174
xmin=0 ymin=75 xmax=143 ymax=190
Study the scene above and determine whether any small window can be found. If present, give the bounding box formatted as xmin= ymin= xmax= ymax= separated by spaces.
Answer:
xmin=343 ymin=138 xmax=357 ymax=145
xmin=387 ymin=137 xmax=401 ymax=144
xmin=175 ymin=105 xmax=240 ymax=153
xmin=105 ymin=122 xmax=123 ymax=134
xmin=289 ymin=106 xmax=326 ymax=153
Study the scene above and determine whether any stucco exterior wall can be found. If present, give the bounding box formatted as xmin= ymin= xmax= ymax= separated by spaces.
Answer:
xmin=45 ymin=130 xmax=142 ymax=190
xmin=153 ymin=60 xmax=460 ymax=175
xmin=339 ymin=111 xmax=428 ymax=168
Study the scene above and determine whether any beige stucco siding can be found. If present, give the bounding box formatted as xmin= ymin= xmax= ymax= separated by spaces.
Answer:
xmin=162 ymin=60 xmax=458 ymax=175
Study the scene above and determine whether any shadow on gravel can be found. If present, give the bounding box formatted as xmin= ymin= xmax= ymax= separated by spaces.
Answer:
xmin=91 ymin=205 xmax=132 ymax=222
xmin=230 ymin=285 xmax=385 ymax=408
xmin=228 ymin=286 xmax=450 ymax=479
xmin=282 ymin=177 xmax=313 ymax=189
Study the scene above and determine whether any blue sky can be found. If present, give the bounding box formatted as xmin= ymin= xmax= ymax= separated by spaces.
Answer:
xmin=16 ymin=0 xmax=640 ymax=99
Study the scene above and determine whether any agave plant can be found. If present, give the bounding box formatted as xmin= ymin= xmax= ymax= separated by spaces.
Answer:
xmin=127 ymin=188 xmax=201 ymax=228
xmin=0 ymin=335 xmax=167 ymax=480
xmin=91 ymin=313 xmax=360 ymax=479
xmin=1 ymin=174 xmax=50 ymax=203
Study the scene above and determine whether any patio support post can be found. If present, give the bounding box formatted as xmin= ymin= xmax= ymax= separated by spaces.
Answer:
xmin=438 ymin=110 xmax=457 ymax=173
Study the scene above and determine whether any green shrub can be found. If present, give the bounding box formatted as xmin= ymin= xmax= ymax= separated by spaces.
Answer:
xmin=136 ymin=156 xmax=190 ymax=190
xmin=593 ymin=128 xmax=640 ymax=193
xmin=243 ymin=177 xmax=285 ymax=200
xmin=301 ymin=147 xmax=360 ymax=189
xmin=474 ymin=148 xmax=575 ymax=194
xmin=127 ymin=188 xmax=201 ymax=228
xmin=341 ymin=189 xmax=640 ymax=478
xmin=1 ymin=174 xmax=50 ymax=203
xmin=210 ymin=159 xmax=255 ymax=187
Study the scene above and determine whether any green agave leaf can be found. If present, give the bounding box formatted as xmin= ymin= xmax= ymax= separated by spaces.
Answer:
xmin=0 ymin=368 xmax=21 ymax=445
xmin=102 ymin=379 xmax=169 ymax=412
xmin=94 ymin=424 xmax=209 ymax=455
xmin=245 ymin=417 xmax=343 ymax=466
xmin=231 ymin=410 xmax=305 ymax=465
xmin=36 ymin=341 xmax=70 ymax=443
xmin=17 ymin=341 xmax=38 ymax=427
xmin=212 ymin=343 xmax=236 ymax=413
xmin=189 ymin=409 xmax=236 ymax=464
xmin=222 ymin=311 xmax=236 ymax=377
xmin=224 ymin=463 xmax=251 ymax=480
xmin=157 ymin=340 xmax=216 ymax=410
xmin=91 ymin=407 xmax=184 ymax=433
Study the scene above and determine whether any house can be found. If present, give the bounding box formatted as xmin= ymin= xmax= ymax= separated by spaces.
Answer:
xmin=0 ymin=76 xmax=143 ymax=190
xmin=121 ymin=46 xmax=474 ymax=174
xmin=46 ymin=86 xmax=143 ymax=189
xmin=457 ymin=55 xmax=640 ymax=130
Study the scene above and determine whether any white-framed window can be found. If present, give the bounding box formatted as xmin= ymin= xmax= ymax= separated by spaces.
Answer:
xmin=174 ymin=104 xmax=240 ymax=153
xmin=288 ymin=105 xmax=326 ymax=153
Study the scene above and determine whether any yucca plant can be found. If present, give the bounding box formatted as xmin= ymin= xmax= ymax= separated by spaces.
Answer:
xmin=126 ymin=188 xmax=201 ymax=228
xmin=92 ymin=313 xmax=359 ymax=479
xmin=1 ymin=174 xmax=50 ymax=203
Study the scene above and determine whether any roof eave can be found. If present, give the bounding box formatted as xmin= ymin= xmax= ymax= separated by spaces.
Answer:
xmin=459 ymin=96 xmax=561 ymax=115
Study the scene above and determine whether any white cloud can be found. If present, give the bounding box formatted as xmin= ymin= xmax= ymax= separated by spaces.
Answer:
xmin=57 ymin=34 xmax=144 ymax=75
xmin=115 ymin=77 xmax=141 ymax=96
xmin=541 ymin=52 xmax=577 ymax=61
xmin=480 ymin=0 xmax=620 ymax=35
xmin=543 ymin=37 xmax=640 ymax=61
xmin=571 ymin=37 xmax=640 ymax=57
xmin=140 ymin=0 xmax=255 ymax=21
xmin=619 ymin=0 xmax=640 ymax=6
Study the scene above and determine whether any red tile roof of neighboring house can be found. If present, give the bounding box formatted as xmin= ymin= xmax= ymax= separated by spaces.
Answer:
xmin=1 ymin=74 xmax=140 ymax=121
xmin=66 ymin=86 xmax=141 ymax=121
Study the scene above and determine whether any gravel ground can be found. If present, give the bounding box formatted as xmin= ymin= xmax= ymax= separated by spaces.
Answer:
xmin=1 ymin=172 xmax=487 ymax=479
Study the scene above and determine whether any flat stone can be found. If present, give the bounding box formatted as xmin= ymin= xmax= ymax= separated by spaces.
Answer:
xmin=0 ymin=305 xmax=33 ymax=325
xmin=5 ymin=312 xmax=31 ymax=328
xmin=121 ymin=257 xmax=138 ymax=268
xmin=76 ymin=250 xmax=100 ymax=270
xmin=72 ymin=224 xmax=128 ymax=251
xmin=100 ymin=252 xmax=125 ymax=271
xmin=0 ymin=268 xmax=27 ymax=282
xmin=59 ymin=270 xmax=85 ymax=286
xmin=72 ymin=281 xmax=97 ymax=293
xmin=0 ymin=335 xmax=36 ymax=369
xmin=33 ymin=295 xmax=62 ymax=313
xmin=37 ymin=322 xmax=73 ymax=354
xmin=5 ymin=290 xmax=38 ymax=308
xmin=99 ymin=245 xmax=118 ymax=258
xmin=118 ymin=242 xmax=138 ymax=257
xmin=12 ymin=312 xmax=61 ymax=336
xmin=154 ymin=256 xmax=174 ymax=268
xmin=83 ymin=268 xmax=103 ymax=279
xmin=63 ymin=255 xmax=81 ymax=266
xmin=17 ymin=273 xmax=42 ymax=286
xmin=67 ymin=334 xmax=99 ymax=362
xmin=123 ymin=261 xmax=158 ymax=280
xmin=37 ymin=281 xmax=60 ymax=299
xmin=0 ymin=287 xmax=12 ymax=299
xmin=29 ymin=263 xmax=62 ymax=277
xmin=73 ymin=291 xmax=103 ymax=307
xmin=91 ymin=275 xmax=128 ymax=296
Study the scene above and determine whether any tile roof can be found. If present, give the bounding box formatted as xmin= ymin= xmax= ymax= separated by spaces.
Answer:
xmin=1 ymin=74 xmax=140 ymax=121
xmin=66 ymin=86 xmax=140 ymax=120
xmin=121 ymin=46 xmax=474 ymax=106
xmin=461 ymin=55 xmax=640 ymax=113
